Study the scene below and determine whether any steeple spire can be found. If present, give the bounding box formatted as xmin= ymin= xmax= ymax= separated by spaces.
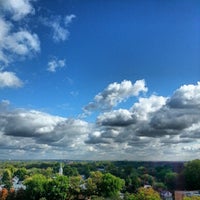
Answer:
xmin=59 ymin=162 xmax=63 ymax=175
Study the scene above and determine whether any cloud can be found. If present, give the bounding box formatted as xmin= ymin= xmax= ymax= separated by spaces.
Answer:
xmin=168 ymin=82 xmax=200 ymax=109
xmin=0 ymin=109 xmax=89 ymax=142
xmin=47 ymin=58 xmax=66 ymax=72
xmin=85 ymin=82 xmax=200 ymax=160
xmin=0 ymin=106 xmax=91 ymax=159
xmin=0 ymin=71 xmax=23 ymax=88
xmin=131 ymin=95 xmax=167 ymax=121
xmin=65 ymin=14 xmax=76 ymax=26
xmin=5 ymin=30 xmax=40 ymax=56
xmin=1 ymin=81 xmax=200 ymax=160
xmin=97 ymin=109 xmax=135 ymax=127
xmin=0 ymin=0 xmax=35 ymax=21
xmin=0 ymin=9 xmax=40 ymax=65
xmin=41 ymin=14 xmax=76 ymax=42
xmin=84 ymin=79 xmax=148 ymax=112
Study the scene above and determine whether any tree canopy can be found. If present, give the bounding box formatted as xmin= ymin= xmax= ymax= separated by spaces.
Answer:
xmin=183 ymin=159 xmax=200 ymax=190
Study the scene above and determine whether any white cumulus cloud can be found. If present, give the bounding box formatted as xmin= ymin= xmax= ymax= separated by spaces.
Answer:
xmin=0 ymin=10 xmax=40 ymax=65
xmin=1 ymin=76 xmax=200 ymax=160
xmin=0 ymin=71 xmax=23 ymax=88
xmin=41 ymin=14 xmax=76 ymax=42
xmin=0 ymin=0 xmax=35 ymax=21
xmin=131 ymin=95 xmax=167 ymax=120
xmin=84 ymin=79 xmax=148 ymax=112
xmin=5 ymin=30 xmax=40 ymax=56
xmin=47 ymin=58 xmax=66 ymax=72
xmin=168 ymin=82 xmax=200 ymax=108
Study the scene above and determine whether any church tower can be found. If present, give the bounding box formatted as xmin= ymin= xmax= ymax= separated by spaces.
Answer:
xmin=59 ymin=162 xmax=63 ymax=175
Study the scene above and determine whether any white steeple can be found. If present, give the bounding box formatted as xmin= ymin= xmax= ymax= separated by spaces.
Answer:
xmin=59 ymin=162 xmax=63 ymax=175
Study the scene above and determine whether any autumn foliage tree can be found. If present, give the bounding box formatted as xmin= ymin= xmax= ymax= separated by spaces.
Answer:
xmin=135 ymin=187 xmax=161 ymax=200
xmin=0 ymin=188 xmax=8 ymax=200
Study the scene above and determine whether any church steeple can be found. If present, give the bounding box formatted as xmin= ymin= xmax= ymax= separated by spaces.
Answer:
xmin=59 ymin=162 xmax=63 ymax=175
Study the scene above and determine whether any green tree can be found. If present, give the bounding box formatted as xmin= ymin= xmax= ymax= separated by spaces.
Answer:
xmin=14 ymin=168 xmax=27 ymax=181
xmin=184 ymin=197 xmax=200 ymax=200
xmin=68 ymin=175 xmax=84 ymax=199
xmin=164 ymin=172 xmax=177 ymax=190
xmin=153 ymin=182 xmax=166 ymax=191
xmin=124 ymin=192 xmax=136 ymax=200
xmin=86 ymin=171 xmax=103 ymax=197
xmin=155 ymin=166 xmax=171 ymax=183
xmin=47 ymin=175 xmax=69 ymax=200
xmin=126 ymin=171 xmax=141 ymax=193
xmin=137 ymin=166 xmax=148 ymax=176
xmin=24 ymin=174 xmax=48 ymax=200
xmin=42 ymin=167 xmax=53 ymax=178
xmin=183 ymin=159 xmax=200 ymax=190
xmin=2 ymin=169 xmax=12 ymax=189
xmin=14 ymin=188 xmax=26 ymax=200
xmin=141 ymin=174 xmax=154 ymax=185
xmin=63 ymin=165 xmax=79 ymax=177
xmin=100 ymin=173 xmax=125 ymax=198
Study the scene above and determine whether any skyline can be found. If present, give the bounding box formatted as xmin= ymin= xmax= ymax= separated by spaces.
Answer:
xmin=0 ymin=0 xmax=200 ymax=161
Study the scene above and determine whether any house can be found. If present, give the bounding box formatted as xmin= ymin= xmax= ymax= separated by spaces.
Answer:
xmin=12 ymin=176 xmax=26 ymax=191
xmin=175 ymin=190 xmax=200 ymax=200
xmin=144 ymin=184 xmax=152 ymax=189
xmin=160 ymin=191 xmax=173 ymax=200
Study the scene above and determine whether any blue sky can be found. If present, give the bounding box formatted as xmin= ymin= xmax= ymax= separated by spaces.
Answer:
xmin=0 ymin=0 xmax=200 ymax=160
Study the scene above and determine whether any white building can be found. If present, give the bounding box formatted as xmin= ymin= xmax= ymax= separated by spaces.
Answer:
xmin=12 ymin=176 xmax=26 ymax=191
xmin=160 ymin=191 xmax=173 ymax=200
xmin=59 ymin=163 xmax=63 ymax=175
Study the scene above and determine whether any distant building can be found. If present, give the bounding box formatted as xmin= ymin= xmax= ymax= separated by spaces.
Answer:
xmin=160 ymin=191 xmax=173 ymax=200
xmin=59 ymin=163 xmax=63 ymax=175
xmin=12 ymin=176 xmax=26 ymax=191
xmin=144 ymin=184 xmax=152 ymax=189
xmin=97 ymin=167 xmax=105 ymax=172
xmin=175 ymin=191 xmax=200 ymax=200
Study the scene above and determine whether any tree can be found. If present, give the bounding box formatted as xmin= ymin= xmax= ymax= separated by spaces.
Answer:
xmin=42 ymin=167 xmax=53 ymax=178
xmin=14 ymin=188 xmax=26 ymax=200
xmin=184 ymin=197 xmax=200 ymax=200
xmin=183 ymin=159 xmax=200 ymax=190
xmin=126 ymin=171 xmax=141 ymax=193
xmin=63 ymin=165 xmax=79 ymax=177
xmin=86 ymin=171 xmax=103 ymax=197
xmin=124 ymin=192 xmax=136 ymax=200
xmin=6 ymin=188 xmax=15 ymax=200
xmin=141 ymin=174 xmax=154 ymax=186
xmin=155 ymin=166 xmax=171 ymax=182
xmin=68 ymin=175 xmax=84 ymax=199
xmin=14 ymin=168 xmax=27 ymax=181
xmin=2 ymin=169 xmax=12 ymax=189
xmin=100 ymin=173 xmax=125 ymax=198
xmin=0 ymin=188 xmax=8 ymax=200
xmin=164 ymin=172 xmax=177 ymax=190
xmin=47 ymin=175 xmax=69 ymax=200
xmin=24 ymin=174 xmax=48 ymax=200
xmin=153 ymin=182 xmax=166 ymax=191
xmin=135 ymin=187 xmax=161 ymax=200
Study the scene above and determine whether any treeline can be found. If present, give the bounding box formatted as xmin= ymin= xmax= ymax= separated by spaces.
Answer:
xmin=0 ymin=159 xmax=199 ymax=200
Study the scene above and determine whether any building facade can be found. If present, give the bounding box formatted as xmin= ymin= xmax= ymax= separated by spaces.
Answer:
xmin=175 ymin=191 xmax=200 ymax=200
